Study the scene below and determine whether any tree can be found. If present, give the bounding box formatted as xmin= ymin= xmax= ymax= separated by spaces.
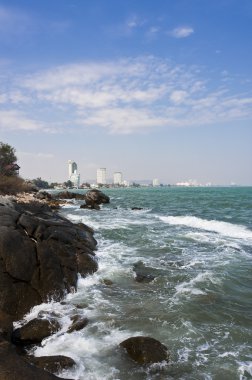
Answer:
xmin=64 ymin=180 xmax=73 ymax=188
xmin=0 ymin=142 xmax=18 ymax=176
xmin=32 ymin=177 xmax=50 ymax=189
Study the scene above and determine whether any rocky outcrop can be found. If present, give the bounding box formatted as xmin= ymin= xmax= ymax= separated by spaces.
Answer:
xmin=120 ymin=336 xmax=169 ymax=364
xmin=0 ymin=197 xmax=97 ymax=322
xmin=67 ymin=315 xmax=89 ymax=333
xmin=0 ymin=195 xmax=97 ymax=379
xmin=83 ymin=189 xmax=110 ymax=209
xmin=0 ymin=339 xmax=72 ymax=380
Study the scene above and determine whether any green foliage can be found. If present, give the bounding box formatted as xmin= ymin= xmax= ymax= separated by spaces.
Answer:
xmin=64 ymin=180 xmax=73 ymax=188
xmin=0 ymin=142 xmax=18 ymax=176
xmin=32 ymin=177 xmax=50 ymax=189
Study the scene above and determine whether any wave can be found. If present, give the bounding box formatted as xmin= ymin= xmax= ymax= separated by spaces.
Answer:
xmin=159 ymin=215 xmax=252 ymax=240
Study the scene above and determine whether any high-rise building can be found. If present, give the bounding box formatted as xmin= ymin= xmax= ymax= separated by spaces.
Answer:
xmin=152 ymin=178 xmax=160 ymax=187
xmin=113 ymin=172 xmax=123 ymax=185
xmin=68 ymin=160 xmax=77 ymax=179
xmin=97 ymin=168 xmax=106 ymax=184
xmin=68 ymin=160 xmax=80 ymax=187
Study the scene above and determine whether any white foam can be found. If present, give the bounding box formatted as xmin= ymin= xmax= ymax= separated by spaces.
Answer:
xmin=173 ymin=271 xmax=220 ymax=299
xmin=238 ymin=360 xmax=252 ymax=378
xmin=159 ymin=216 xmax=252 ymax=241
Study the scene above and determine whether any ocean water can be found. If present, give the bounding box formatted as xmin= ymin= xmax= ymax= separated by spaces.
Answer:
xmin=18 ymin=187 xmax=252 ymax=380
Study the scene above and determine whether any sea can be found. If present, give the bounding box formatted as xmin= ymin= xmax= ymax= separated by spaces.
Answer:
xmin=16 ymin=187 xmax=252 ymax=380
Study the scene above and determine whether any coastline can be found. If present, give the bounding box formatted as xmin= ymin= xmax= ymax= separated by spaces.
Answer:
xmin=0 ymin=191 xmax=98 ymax=379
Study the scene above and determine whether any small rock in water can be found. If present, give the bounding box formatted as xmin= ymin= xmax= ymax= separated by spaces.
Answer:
xmin=120 ymin=336 xmax=169 ymax=364
xmin=131 ymin=207 xmax=143 ymax=210
xmin=12 ymin=318 xmax=60 ymax=345
xmin=133 ymin=261 xmax=156 ymax=283
xmin=67 ymin=315 xmax=89 ymax=333
xmin=101 ymin=278 xmax=114 ymax=286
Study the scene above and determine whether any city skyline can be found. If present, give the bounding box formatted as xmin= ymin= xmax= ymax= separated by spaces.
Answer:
xmin=0 ymin=1 xmax=252 ymax=185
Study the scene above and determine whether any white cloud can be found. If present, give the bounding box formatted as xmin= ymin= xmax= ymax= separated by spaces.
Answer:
xmin=0 ymin=110 xmax=51 ymax=132
xmin=1 ymin=56 xmax=252 ymax=134
xmin=170 ymin=26 xmax=194 ymax=38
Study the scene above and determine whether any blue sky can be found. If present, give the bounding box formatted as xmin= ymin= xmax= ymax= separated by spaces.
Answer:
xmin=0 ymin=0 xmax=252 ymax=184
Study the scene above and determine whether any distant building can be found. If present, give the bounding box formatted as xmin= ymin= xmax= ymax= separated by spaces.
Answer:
xmin=68 ymin=160 xmax=77 ymax=178
xmin=152 ymin=178 xmax=160 ymax=187
xmin=68 ymin=160 xmax=80 ymax=187
xmin=113 ymin=172 xmax=123 ymax=185
xmin=97 ymin=168 xmax=106 ymax=185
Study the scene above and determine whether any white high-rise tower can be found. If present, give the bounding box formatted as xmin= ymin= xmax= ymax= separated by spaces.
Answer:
xmin=68 ymin=160 xmax=80 ymax=187
xmin=97 ymin=168 xmax=106 ymax=185
xmin=113 ymin=172 xmax=123 ymax=185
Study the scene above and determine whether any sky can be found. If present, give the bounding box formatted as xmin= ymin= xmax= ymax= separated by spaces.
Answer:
xmin=0 ymin=0 xmax=252 ymax=185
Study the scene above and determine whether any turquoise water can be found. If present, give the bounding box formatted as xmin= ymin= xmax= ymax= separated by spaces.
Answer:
xmin=25 ymin=187 xmax=252 ymax=379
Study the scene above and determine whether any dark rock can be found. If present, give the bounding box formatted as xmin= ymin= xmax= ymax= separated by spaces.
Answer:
xmin=0 ymin=310 xmax=13 ymax=341
xmin=133 ymin=261 xmax=156 ymax=283
xmin=67 ymin=315 xmax=88 ymax=333
xmin=77 ymin=253 xmax=98 ymax=276
xmin=35 ymin=192 xmax=52 ymax=201
xmin=26 ymin=355 xmax=76 ymax=373
xmin=84 ymin=189 xmax=110 ymax=207
xmin=0 ymin=227 xmax=37 ymax=282
xmin=101 ymin=279 xmax=113 ymax=286
xmin=120 ymin=336 xmax=169 ymax=364
xmin=131 ymin=207 xmax=143 ymax=210
xmin=12 ymin=318 xmax=60 ymax=345
xmin=54 ymin=191 xmax=85 ymax=200
xmin=0 ymin=340 xmax=70 ymax=380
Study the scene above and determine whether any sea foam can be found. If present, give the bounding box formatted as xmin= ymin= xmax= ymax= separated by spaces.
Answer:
xmin=159 ymin=216 xmax=252 ymax=240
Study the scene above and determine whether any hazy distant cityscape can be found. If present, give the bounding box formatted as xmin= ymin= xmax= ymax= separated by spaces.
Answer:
xmin=64 ymin=160 xmax=217 ymax=190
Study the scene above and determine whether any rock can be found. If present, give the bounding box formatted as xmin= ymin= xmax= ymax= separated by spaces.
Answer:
xmin=101 ymin=279 xmax=113 ymax=286
xmin=131 ymin=207 xmax=143 ymax=210
xmin=54 ymin=191 xmax=85 ymax=200
xmin=0 ymin=340 xmax=71 ymax=380
xmin=0 ymin=198 xmax=98 ymax=320
xmin=77 ymin=253 xmax=98 ymax=276
xmin=133 ymin=261 xmax=156 ymax=283
xmin=12 ymin=318 xmax=60 ymax=345
xmin=0 ymin=311 xmax=13 ymax=341
xmin=80 ymin=203 xmax=100 ymax=210
xmin=35 ymin=192 xmax=52 ymax=201
xmin=120 ymin=336 xmax=169 ymax=364
xmin=67 ymin=315 xmax=88 ymax=333
xmin=26 ymin=355 xmax=76 ymax=373
xmin=84 ymin=189 xmax=110 ymax=207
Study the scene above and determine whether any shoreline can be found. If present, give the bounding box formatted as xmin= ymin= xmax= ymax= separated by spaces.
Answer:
xmin=0 ymin=191 xmax=99 ymax=379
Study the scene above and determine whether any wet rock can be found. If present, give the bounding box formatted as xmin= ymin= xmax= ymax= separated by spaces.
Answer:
xmin=67 ymin=315 xmax=89 ymax=333
xmin=35 ymin=192 xmax=52 ymax=201
xmin=0 ymin=311 xmax=13 ymax=341
xmin=131 ymin=207 xmax=143 ymax=210
xmin=0 ymin=340 xmax=70 ymax=380
xmin=84 ymin=189 xmax=110 ymax=206
xmin=27 ymin=355 xmax=76 ymax=373
xmin=133 ymin=261 xmax=156 ymax=283
xmin=12 ymin=318 xmax=60 ymax=345
xmin=101 ymin=279 xmax=114 ymax=286
xmin=120 ymin=336 xmax=169 ymax=364
xmin=54 ymin=191 xmax=85 ymax=200
xmin=77 ymin=253 xmax=98 ymax=276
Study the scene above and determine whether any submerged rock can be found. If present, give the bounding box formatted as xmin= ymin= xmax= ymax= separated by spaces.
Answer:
xmin=133 ymin=261 xmax=156 ymax=283
xmin=120 ymin=336 xmax=169 ymax=364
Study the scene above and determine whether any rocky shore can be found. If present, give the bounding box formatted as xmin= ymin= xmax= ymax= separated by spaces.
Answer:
xmin=0 ymin=189 xmax=169 ymax=379
xmin=0 ymin=191 xmax=100 ymax=379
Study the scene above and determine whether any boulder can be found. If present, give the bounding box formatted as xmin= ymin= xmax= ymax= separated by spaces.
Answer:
xmin=0 ymin=340 xmax=71 ymax=380
xmin=0 ymin=311 xmax=13 ymax=341
xmin=12 ymin=318 xmax=60 ymax=345
xmin=67 ymin=315 xmax=88 ymax=333
xmin=26 ymin=355 xmax=76 ymax=373
xmin=131 ymin=207 xmax=143 ymax=210
xmin=77 ymin=253 xmax=98 ymax=276
xmin=120 ymin=336 xmax=169 ymax=364
xmin=84 ymin=189 xmax=110 ymax=207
